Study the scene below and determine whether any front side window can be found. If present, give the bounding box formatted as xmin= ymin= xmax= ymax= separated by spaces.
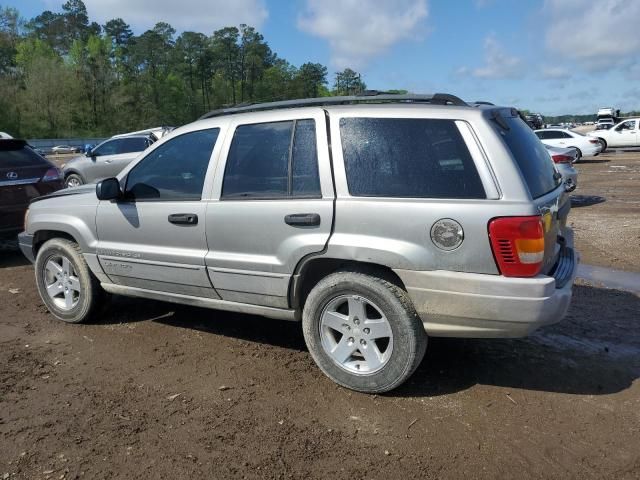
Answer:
xmin=125 ymin=129 xmax=219 ymax=201
xmin=222 ymin=119 xmax=321 ymax=199
xmin=339 ymin=118 xmax=485 ymax=199
xmin=93 ymin=139 xmax=121 ymax=156
xmin=616 ymin=120 xmax=636 ymax=131
xmin=118 ymin=137 xmax=149 ymax=154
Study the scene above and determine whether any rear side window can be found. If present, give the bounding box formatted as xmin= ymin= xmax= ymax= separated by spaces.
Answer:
xmin=0 ymin=142 xmax=46 ymax=168
xmin=339 ymin=118 xmax=485 ymax=199
xmin=125 ymin=129 xmax=219 ymax=201
xmin=222 ymin=119 xmax=321 ymax=199
xmin=497 ymin=114 xmax=560 ymax=199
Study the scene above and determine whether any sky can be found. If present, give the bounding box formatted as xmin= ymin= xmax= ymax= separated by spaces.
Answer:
xmin=7 ymin=0 xmax=640 ymax=116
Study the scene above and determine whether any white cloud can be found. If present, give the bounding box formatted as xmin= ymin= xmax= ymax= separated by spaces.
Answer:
xmin=297 ymin=0 xmax=428 ymax=70
xmin=81 ymin=0 xmax=268 ymax=33
xmin=540 ymin=65 xmax=571 ymax=80
xmin=469 ymin=34 xmax=522 ymax=79
xmin=544 ymin=0 xmax=640 ymax=71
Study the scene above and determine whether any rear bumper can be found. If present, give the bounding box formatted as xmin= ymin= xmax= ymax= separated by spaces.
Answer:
xmin=18 ymin=232 xmax=35 ymax=263
xmin=394 ymin=231 xmax=578 ymax=338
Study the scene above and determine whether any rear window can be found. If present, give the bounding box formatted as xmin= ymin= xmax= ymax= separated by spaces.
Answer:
xmin=0 ymin=141 xmax=46 ymax=168
xmin=339 ymin=118 xmax=485 ymax=199
xmin=497 ymin=114 xmax=561 ymax=199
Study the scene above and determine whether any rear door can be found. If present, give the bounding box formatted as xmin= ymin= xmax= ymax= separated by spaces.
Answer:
xmin=205 ymin=110 xmax=334 ymax=309
xmin=95 ymin=128 xmax=222 ymax=297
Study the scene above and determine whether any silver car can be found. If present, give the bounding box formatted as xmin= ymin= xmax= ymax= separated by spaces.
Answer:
xmin=544 ymin=145 xmax=578 ymax=192
xmin=18 ymin=93 xmax=578 ymax=393
xmin=62 ymin=135 xmax=154 ymax=187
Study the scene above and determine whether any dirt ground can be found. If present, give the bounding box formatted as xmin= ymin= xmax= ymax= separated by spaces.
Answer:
xmin=569 ymin=147 xmax=640 ymax=272
xmin=1 ymin=149 xmax=639 ymax=479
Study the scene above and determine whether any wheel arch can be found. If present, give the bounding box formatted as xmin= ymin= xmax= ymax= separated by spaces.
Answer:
xmin=33 ymin=230 xmax=78 ymax=256
xmin=289 ymin=256 xmax=407 ymax=311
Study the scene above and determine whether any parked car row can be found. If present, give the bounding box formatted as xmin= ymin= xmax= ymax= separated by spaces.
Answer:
xmin=534 ymin=128 xmax=602 ymax=160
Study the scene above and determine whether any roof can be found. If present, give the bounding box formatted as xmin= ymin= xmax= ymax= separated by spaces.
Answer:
xmin=199 ymin=91 xmax=469 ymax=120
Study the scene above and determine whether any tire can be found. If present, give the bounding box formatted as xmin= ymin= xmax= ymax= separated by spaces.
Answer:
xmin=302 ymin=270 xmax=427 ymax=393
xmin=35 ymin=238 xmax=103 ymax=323
xmin=568 ymin=147 xmax=581 ymax=163
xmin=65 ymin=173 xmax=84 ymax=188
xmin=597 ymin=138 xmax=607 ymax=153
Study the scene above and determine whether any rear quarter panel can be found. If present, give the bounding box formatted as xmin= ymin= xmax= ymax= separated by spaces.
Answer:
xmin=325 ymin=106 xmax=539 ymax=274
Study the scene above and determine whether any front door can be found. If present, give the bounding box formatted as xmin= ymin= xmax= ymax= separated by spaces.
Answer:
xmin=96 ymin=128 xmax=221 ymax=298
xmin=610 ymin=120 xmax=638 ymax=147
xmin=205 ymin=113 xmax=334 ymax=309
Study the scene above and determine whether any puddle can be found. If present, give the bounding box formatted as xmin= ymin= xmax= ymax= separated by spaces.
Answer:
xmin=576 ymin=264 xmax=640 ymax=294
xmin=530 ymin=332 xmax=640 ymax=360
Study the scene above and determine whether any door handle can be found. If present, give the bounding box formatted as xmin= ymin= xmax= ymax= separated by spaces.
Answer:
xmin=168 ymin=213 xmax=198 ymax=225
xmin=105 ymin=159 xmax=113 ymax=163
xmin=284 ymin=213 xmax=321 ymax=227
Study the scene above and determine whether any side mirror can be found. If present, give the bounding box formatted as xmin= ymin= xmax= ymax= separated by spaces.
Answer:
xmin=96 ymin=177 xmax=121 ymax=201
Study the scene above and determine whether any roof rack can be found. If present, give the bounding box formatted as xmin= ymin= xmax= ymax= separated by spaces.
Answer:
xmin=198 ymin=91 xmax=468 ymax=119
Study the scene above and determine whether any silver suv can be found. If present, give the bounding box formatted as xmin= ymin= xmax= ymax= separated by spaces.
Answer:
xmin=62 ymin=135 xmax=154 ymax=187
xmin=19 ymin=94 xmax=578 ymax=393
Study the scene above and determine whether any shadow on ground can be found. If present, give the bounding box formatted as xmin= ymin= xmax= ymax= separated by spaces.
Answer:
xmin=93 ymin=283 xmax=640 ymax=398
xmin=570 ymin=194 xmax=606 ymax=207
xmin=0 ymin=249 xmax=30 ymax=268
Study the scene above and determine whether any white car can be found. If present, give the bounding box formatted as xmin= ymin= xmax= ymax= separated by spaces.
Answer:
xmin=534 ymin=129 xmax=602 ymax=160
xmin=597 ymin=107 xmax=616 ymax=117
xmin=0 ymin=131 xmax=13 ymax=139
xmin=588 ymin=118 xmax=640 ymax=150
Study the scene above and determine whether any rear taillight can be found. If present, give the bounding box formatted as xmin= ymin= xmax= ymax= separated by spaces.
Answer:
xmin=551 ymin=154 xmax=572 ymax=164
xmin=589 ymin=139 xmax=599 ymax=144
xmin=42 ymin=167 xmax=61 ymax=182
xmin=488 ymin=216 xmax=545 ymax=277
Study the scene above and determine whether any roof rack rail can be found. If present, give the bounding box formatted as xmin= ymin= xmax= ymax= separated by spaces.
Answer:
xmin=198 ymin=91 xmax=468 ymax=119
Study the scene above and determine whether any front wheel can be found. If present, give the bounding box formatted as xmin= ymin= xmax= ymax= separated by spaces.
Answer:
xmin=302 ymin=271 xmax=427 ymax=393
xmin=65 ymin=174 xmax=84 ymax=188
xmin=597 ymin=138 xmax=607 ymax=153
xmin=35 ymin=238 xmax=103 ymax=323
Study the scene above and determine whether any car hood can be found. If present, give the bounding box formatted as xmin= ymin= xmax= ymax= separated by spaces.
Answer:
xmin=30 ymin=183 xmax=95 ymax=204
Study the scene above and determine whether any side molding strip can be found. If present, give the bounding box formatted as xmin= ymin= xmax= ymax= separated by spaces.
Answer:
xmin=101 ymin=283 xmax=298 ymax=321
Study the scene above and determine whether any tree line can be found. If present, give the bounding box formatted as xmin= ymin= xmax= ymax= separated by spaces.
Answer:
xmin=0 ymin=0 xmax=370 ymax=138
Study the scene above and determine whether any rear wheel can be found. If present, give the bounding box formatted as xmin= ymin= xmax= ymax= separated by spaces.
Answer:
xmin=65 ymin=174 xmax=84 ymax=188
xmin=302 ymin=271 xmax=427 ymax=393
xmin=568 ymin=147 xmax=581 ymax=163
xmin=35 ymin=238 xmax=103 ymax=323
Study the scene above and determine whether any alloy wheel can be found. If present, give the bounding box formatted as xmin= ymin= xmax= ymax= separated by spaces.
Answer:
xmin=319 ymin=294 xmax=393 ymax=375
